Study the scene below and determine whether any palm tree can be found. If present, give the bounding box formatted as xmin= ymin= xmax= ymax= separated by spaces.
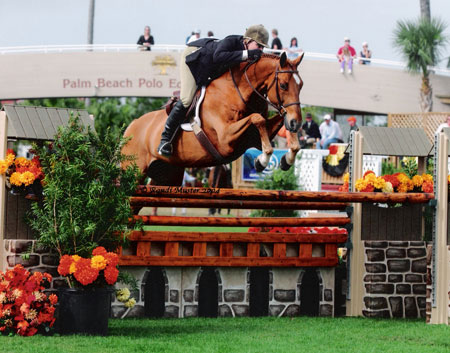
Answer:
xmin=393 ymin=17 xmax=448 ymax=112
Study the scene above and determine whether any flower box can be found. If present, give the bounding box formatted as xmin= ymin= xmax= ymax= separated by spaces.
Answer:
xmin=361 ymin=203 xmax=424 ymax=241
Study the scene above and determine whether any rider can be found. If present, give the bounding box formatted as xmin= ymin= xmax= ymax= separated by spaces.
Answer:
xmin=157 ymin=24 xmax=269 ymax=156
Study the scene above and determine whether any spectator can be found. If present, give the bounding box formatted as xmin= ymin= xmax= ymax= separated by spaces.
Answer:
xmin=436 ymin=115 xmax=450 ymax=133
xmin=359 ymin=42 xmax=372 ymax=65
xmin=187 ymin=29 xmax=201 ymax=43
xmin=337 ymin=37 xmax=356 ymax=74
xmin=286 ymin=37 xmax=302 ymax=60
xmin=271 ymin=28 xmax=282 ymax=50
xmin=318 ymin=114 xmax=343 ymax=149
xmin=186 ymin=31 xmax=194 ymax=44
xmin=347 ymin=116 xmax=358 ymax=142
xmin=299 ymin=112 xmax=321 ymax=148
xmin=137 ymin=26 xmax=154 ymax=51
xmin=207 ymin=31 xmax=214 ymax=38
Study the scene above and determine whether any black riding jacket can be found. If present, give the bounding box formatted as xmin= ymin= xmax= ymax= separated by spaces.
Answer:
xmin=186 ymin=35 xmax=245 ymax=87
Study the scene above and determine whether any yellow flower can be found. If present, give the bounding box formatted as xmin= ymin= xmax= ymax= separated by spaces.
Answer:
xmin=365 ymin=173 xmax=377 ymax=184
xmin=397 ymin=173 xmax=409 ymax=184
xmin=117 ymin=288 xmax=131 ymax=303
xmin=373 ymin=177 xmax=386 ymax=190
xmin=124 ymin=298 xmax=136 ymax=308
xmin=0 ymin=160 xmax=7 ymax=174
xmin=20 ymin=171 xmax=35 ymax=186
xmin=382 ymin=181 xmax=393 ymax=193
xmin=69 ymin=262 xmax=77 ymax=274
xmin=343 ymin=173 xmax=349 ymax=183
xmin=412 ymin=175 xmax=423 ymax=187
xmin=72 ymin=255 xmax=81 ymax=262
xmin=91 ymin=255 xmax=107 ymax=270
xmin=355 ymin=178 xmax=367 ymax=192
xmin=9 ymin=172 xmax=23 ymax=186
xmin=397 ymin=184 xmax=408 ymax=193
xmin=6 ymin=153 xmax=15 ymax=166
xmin=14 ymin=157 xmax=31 ymax=168
xmin=422 ymin=174 xmax=433 ymax=183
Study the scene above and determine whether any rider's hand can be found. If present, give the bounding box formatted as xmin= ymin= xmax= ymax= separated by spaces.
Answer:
xmin=248 ymin=49 xmax=262 ymax=61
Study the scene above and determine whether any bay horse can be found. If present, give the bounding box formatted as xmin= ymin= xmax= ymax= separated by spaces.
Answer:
xmin=122 ymin=52 xmax=304 ymax=186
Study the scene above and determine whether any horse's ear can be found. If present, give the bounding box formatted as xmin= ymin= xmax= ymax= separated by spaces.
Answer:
xmin=280 ymin=52 xmax=287 ymax=67
xmin=292 ymin=52 xmax=305 ymax=67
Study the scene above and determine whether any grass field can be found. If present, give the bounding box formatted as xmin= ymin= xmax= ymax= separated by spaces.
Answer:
xmin=1 ymin=317 xmax=449 ymax=353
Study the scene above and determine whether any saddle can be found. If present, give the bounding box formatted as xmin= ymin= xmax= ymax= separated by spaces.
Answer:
xmin=162 ymin=87 xmax=226 ymax=163
xmin=163 ymin=89 xmax=203 ymax=131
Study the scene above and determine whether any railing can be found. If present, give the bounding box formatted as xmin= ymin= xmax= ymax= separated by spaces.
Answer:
xmin=1 ymin=44 xmax=449 ymax=76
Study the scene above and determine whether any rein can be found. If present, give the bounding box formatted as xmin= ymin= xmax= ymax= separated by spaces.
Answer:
xmin=230 ymin=57 xmax=301 ymax=117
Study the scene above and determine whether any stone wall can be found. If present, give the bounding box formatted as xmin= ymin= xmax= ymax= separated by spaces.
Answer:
xmin=112 ymin=266 xmax=335 ymax=318
xmin=363 ymin=241 xmax=427 ymax=318
xmin=3 ymin=239 xmax=64 ymax=292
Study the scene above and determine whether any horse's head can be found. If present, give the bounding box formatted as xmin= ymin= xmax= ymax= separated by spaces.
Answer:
xmin=264 ymin=52 xmax=304 ymax=133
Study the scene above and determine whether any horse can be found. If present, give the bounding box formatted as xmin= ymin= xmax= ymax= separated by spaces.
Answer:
xmin=122 ymin=52 xmax=305 ymax=186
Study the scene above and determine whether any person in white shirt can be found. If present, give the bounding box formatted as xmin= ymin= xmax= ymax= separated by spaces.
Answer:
xmin=317 ymin=114 xmax=343 ymax=149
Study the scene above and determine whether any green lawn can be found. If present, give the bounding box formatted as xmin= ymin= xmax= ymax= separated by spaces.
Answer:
xmin=1 ymin=317 xmax=449 ymax=353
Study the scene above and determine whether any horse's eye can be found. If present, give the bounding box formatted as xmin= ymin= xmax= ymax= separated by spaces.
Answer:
xmin=280 ymin=83 xmax=288 ymax=91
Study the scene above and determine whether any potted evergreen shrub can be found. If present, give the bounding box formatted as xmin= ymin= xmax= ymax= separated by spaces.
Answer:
xmin=27 ymin=115 xmax=140 ymax=335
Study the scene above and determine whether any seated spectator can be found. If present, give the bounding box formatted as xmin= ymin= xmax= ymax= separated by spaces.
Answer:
xmin=286 ymin=37 xmax=302 ymax=60
xmin=137 ymin=26 xmax=154 ymax=51
xmin=347 ymin=116 xmax=358 ymax=142
xmin=317 ymin=114 xmax=343 ymax=149
xmin=436 ymin=115 xmax=450 ymax=133
xmin=359 ymin=42 xmax=372 ymax=65
xmin=207 ymin=31 xmax=214 ymax=38
xmin=337 ymin=37 xmax=356 ymax=74
xmin=299 ymin=112 xmax=321 ymax=148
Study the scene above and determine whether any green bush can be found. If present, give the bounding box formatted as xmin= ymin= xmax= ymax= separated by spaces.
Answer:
xmin=27 ymin=115 xmax=141 ymax=257
xmin=251 ymin=167 xmax=299 ymax=217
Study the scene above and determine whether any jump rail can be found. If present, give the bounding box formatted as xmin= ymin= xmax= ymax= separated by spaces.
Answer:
xmin=121 ymin=186 xmax=432 ymax=268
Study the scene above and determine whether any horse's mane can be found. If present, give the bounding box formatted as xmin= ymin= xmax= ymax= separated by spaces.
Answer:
xmin=260 ymin=53 xmax=280 ymax=60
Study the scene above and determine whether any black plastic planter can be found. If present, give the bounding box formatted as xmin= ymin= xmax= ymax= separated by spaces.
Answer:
xmin=58 ymin=287 xmax=112 ymax=335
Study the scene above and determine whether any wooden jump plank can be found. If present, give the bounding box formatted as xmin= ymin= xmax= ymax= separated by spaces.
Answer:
xmin=130 ymin=197 xmax=349 ymax=210
xmin=193 ymin=242 xmax=206 ymax=257
xmin=133 ymin=215 xmax=351 ymax=227
xmin=247 ymin=243 xmax=260 ymax=257
xmin=220 ymin=243 xmax=233 ymax=257
xmin=136 ymin=242 xmax=151 ymax=256
xmin=126 ymin=230 xmax=348 ymax=243
xmin=118 ymin=255 xmax=338 ymax=267
xmin=165 ymin=242 xmax=179 ymax=256
xmin=134 ymin=186 xmax=433 ymax=204
xmin=299 ymin=244 xmax=313 ymax=258
xmin=273 ymin=243 xmax=286 ymax=258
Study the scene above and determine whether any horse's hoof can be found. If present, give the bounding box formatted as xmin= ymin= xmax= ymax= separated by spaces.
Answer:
xmin=280 ymin=155 xmax=292 ymax=171
xmin=254 ymin=158 xmax=265 ymax=173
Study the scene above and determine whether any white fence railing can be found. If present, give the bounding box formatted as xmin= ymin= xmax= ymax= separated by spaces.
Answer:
xmin=1 ymin=44 xmax=449 ymax=76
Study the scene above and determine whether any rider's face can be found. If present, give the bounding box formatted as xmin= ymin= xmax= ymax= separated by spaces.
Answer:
xmin=247 ymin=40 xmax=262 ymax=50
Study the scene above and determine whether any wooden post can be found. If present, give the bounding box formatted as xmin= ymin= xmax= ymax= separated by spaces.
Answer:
xmin=347 ymin=130 xmax=364 ymax=317
xmin=0 ymin=111 xmax=7 ymax=271
xmin=431 ymin=132 xmax=449 ymax=325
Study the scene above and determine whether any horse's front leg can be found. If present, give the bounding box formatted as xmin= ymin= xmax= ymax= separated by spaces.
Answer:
xmin=247 ymin=113 xmax=274 ymax=172
xmin=280 ymin=131 xmax=301 ymax=171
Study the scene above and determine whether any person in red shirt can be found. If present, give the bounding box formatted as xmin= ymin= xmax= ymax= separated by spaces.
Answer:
xmin=337 ymin=37 xmax=356 ymax=74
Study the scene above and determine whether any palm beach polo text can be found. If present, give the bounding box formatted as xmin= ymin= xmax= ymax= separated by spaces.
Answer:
xmin=148 ymin=187 xmax=220 ymax=194
xmin=62 ymin=78 xmax=181 ymax=89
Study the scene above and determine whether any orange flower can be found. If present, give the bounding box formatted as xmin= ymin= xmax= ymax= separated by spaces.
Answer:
xmin=92 ymin=246 xmax=107 ymax=256
xmin=104 ymin=266 xmax=119 ymax=285
xmin=57 ymin=255 xmax=73 ymax=276
xmin=422 ymin=181 xmax=434 ymax=193
xmin=48 ymin=294 xmax=58 ymax=305
xmin=73 ymin=258 xmax=99 ymax=286
xmin=104 ymin=252 xmax=119 ymax=267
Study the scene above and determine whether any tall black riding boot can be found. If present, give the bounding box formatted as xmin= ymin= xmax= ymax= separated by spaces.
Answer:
xmin=157 ymin=100 xmax=187 ymax=156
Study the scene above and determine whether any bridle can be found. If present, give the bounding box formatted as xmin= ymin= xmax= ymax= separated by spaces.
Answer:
xmin=230 ymin=57 xmax=301 ymax=118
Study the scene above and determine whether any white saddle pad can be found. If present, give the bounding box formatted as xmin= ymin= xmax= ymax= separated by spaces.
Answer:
xmin=180 ymin=86 xmax=206 ymax=132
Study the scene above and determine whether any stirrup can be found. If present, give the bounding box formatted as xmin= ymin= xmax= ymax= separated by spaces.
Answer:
xmin=157 ymin=141 xmax=173 ymax=156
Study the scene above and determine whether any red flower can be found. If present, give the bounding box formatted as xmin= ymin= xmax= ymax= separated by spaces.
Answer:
xmin=104 ymin=252 xmax=119 ymax=267
xmin=92 ymin=246 xmax=107 ymax=256
xmin=363 ymin=170 xmax=375 ymax=178
xmin=57 ymin=255 xmax=73 ymax=276
xmin=422 ymin=181 xmax=434 ymax=193
xmin=73 ymin=258 xmax=99 ymax=286
xmin=328 ymin=145 xmax=338 ymax=155
xmin=104 ymin=266 xmax=119 ymax=285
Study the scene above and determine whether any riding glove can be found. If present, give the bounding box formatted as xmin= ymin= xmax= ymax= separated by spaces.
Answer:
xmin=247 ymin=49 xmax=263 ymax=61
